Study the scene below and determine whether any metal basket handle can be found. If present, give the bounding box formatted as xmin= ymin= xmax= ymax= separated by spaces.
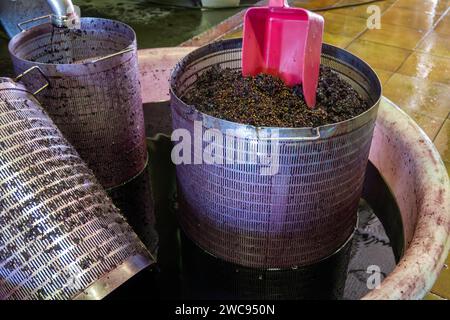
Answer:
xmin=15 ymin=66 xmax=50 ymax=95
xmin=17 ymin=15 xmax=53 ymax=32
xmin=89 ymin=47 xmax=134 ymax=64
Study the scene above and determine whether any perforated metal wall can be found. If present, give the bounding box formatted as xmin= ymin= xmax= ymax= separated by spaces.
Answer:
xmin=170 ymin=39 xmax=381 ymax=269
xmin=0 ymin=79 xmax=152 ymax=300
xmin=8 ymin=18 xmax=148 ymax=189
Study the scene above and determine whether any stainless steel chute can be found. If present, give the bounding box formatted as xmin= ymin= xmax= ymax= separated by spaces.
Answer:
xmin=0 ymin=0 xmax=52 ymax=38
xmin=0 ymin=0 xmax=79 ymax=38
xmin=0 ymin=76 xmax=154 ymax=300
xmin=170 ymin=39 xmax=382 ymax=269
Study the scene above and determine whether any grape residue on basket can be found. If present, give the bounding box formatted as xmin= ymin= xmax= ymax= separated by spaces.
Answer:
xmin=183 ymin=66 xmax=370 ymax=128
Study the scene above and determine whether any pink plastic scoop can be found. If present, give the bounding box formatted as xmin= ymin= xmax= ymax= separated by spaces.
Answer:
xmin=242 ymin=0 xmax=324 ymax=108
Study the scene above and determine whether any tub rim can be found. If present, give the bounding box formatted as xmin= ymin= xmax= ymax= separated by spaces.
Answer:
xmin=362 ymin=97 xmax=450 ymax=300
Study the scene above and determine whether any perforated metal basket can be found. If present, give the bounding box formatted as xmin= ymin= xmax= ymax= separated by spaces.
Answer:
xmin=170 ymin=39 xmax=382 ymax=269
xmin=0 ymin=76 xmax=153 ymax=300
xmin=8 ymin=17 xmax=148 ymax=189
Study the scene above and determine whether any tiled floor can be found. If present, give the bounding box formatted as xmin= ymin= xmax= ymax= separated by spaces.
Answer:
xmin=223 ymin=0 xmax=450 ymax=299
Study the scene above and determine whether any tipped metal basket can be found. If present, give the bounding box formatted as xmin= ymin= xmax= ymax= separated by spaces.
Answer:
xmin=170 ymin=39 xmax=382 ymax=269
xmin=0 ymin=76 xmax=153 ymax=300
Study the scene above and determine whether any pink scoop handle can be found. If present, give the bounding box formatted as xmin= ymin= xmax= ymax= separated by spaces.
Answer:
xmin=242 ymin=2 xmax=324 ymax=108
xmin=269 ymin=0 xmax=288 ymax=7
xmin=302 ymin=12 xmax=323 ymax=107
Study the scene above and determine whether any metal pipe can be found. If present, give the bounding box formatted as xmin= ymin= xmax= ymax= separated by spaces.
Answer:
xmin=46 ymin=0 xmax=78 ymax=27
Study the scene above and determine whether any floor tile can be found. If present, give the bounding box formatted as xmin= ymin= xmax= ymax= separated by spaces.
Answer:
xmin=425 ymin=292 xmax=446 ymax=300
xmin=223 ymin=27 xmax=243 ymax=39
xmin=408 ymin=112 xmax=446 ymax=141
xmin=416 ymin=32 xmax=450 ymax=58
xmin=432 ymin=259 xmax=450 ymax=299
xmin=382 ymin=6 xmax=442 ymax=31
xmin=324 ymin=0 xmax=395 ymax=18
xmin=359 ymin=23 xmax=426 ymax=50
xmin=434 ymin=119 xmax=450 ymax=162
xmin=435 ymin=11 xmax=450 ymax=35
xmin=292 ymin=0 xmax=341 ymax=10
xmin=323 ymin=32 xmax=355 ymax=48
xmin=444 ymin=161 xmax=450 ymax=176
xmin=373 ymin=68 xmax=393 ymax=85
xmin=323 ymin=12 xmax=368 ymax=38
xmin=346 ymin=39 xmax=412 ymax=72
xmin=383 ymin=74 xmax=450 ymax=120
xmin=398 ymin=52 xmax=450 ymax=85
xmin=392 ymin=0 xmax=450 ymax=16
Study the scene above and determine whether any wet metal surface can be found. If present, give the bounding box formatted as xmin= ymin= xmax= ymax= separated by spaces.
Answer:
xmin=9 ymin=18 xmax=148 ymax=189
xmin=170 ymin=39 xmax=381 ymax=268
xmin=0 ymin=78 xmax=152 ymax=300
xmin=8 ymin=17 xmax=157 ymax=255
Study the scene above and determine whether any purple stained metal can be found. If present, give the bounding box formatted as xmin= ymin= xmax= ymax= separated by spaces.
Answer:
xmin=170 ymin=39 xmax=382 ymax=269
xmin=0 ymin=77 xmax=153 ymax=300
xmin=8 ymin=18 xmax=148 ymax=189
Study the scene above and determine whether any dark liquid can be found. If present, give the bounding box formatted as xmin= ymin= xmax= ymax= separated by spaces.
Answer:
xmin=106 ymin=200 xmax=396 ymax=300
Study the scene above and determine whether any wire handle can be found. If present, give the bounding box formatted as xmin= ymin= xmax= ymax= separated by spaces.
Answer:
xmin=15 ymin=66 xmax=50 ymax=95
xmin=89 ymin=47 xmax=134 ymax=64
xmin=17 ymin=15 xmax=53 ymax=32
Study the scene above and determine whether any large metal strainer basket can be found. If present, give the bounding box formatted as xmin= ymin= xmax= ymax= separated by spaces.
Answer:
xmin=8 ymin=17 xmax=148 ymax=189
xmin=170 ymin=39 xmax=382 ymax=269
xmin=0 ymin=77 xmax=153 ymax=300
